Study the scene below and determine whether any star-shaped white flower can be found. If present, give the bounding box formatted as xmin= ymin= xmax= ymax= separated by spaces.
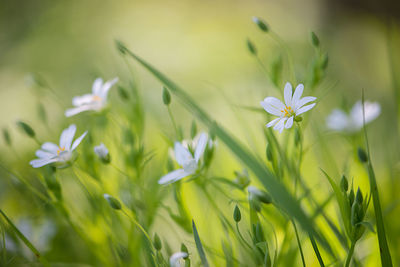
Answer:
xmin=260 ymin=82 xmax=317 ymax=133
xmin=65 ymin=77 xmax=118 ymax=117
xmin=94 ymin=143 xmax=110 ymax=163
xmin=158 ymin=133 xmax=208 ymax=185
xmin=30 ymin=124 xmax=87 ymax=168
xmin=326 ymin=100 xmax=381 ymax=132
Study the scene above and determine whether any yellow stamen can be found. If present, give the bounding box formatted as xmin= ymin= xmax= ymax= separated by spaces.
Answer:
xmin=92 ymin=95 xmax=102 ymax=101
xmin=281 ymin=106 xmax=294 ymax=117
xmin=57 ymin=147 xmax=65 ymax=155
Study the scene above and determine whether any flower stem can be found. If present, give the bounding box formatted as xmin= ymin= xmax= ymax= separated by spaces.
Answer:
xmin=344 ymin=241 xmax=355 ymax=267
xmin=167 ymin=106 xmax=180 ymax=140
xmin=292 ymin=220 xmax=306 ymax=267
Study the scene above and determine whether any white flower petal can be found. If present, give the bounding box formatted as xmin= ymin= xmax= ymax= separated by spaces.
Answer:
xmin=174 ymin=142 xmax=193 ymax=166
xmin=284 ymin=82 xmax=292 ymax=106
xmin=94 ymin=143 xmax=109 ymax=158
xmin=285 ymin=116 xmax=294 ymax=129
xmin=296 ymin=103 xmax=316 ymax=115
xmin=59 ymin=125 xmax=76 ymax=150
xmin=99 ymin=77 xmax=118 ymax=99
xmin=292 ymin=84 xmax=304 ymax=105
xmin=350 ymin=101 xmax=381 ymax=129
xmin=35 ymin=150 xmax=55 ymax=159
xmin=92 ymin=78 xmax=103 ymax=95
xmin=65 ymin=105 xmax=94 ymax=117
xmin=326 ymin=109 xmax=350 ymax=131
xmin=273 ymin=118 xmax=286 ymax=133
xmin=261 ymin=97 xmax=285 ymax=116
xmin=194 ymin=132 xmax=208 ymax=163
xmin=266 ymin=117 xmax=280 ymax=128
xmin=169 ymin=252 xmax=188 ymax=267
xmin=30 ymin=158 xmax=58 ymax=168
xmin=72 ymin=94 xmax=94 ymax=106
xmin=41 ymin=142 xmax=59 ymax=153
xmin=158 ymin=169 xmax=191 ymax=185
xmin=295 ymin=96 xmax=316 ymax=110
xmin=71 ymin=131 xmax=88 ymax=151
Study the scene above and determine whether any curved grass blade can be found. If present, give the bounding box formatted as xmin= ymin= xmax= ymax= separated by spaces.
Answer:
xmin=192 ymin=220 xmax=210 ymax=267
xmin=117 ymin=41 xmax=329 ymax=250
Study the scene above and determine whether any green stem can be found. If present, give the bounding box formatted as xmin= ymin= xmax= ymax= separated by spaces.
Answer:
xmin=344 ymin=241 xmax=355 ymax=267
xmin=292 ymin=220 xmax=306 ymax=267
xmin=309 ymin=234 xmax=325 ymax=267
xmin=167 ymin=106 xmax=180 ymax=140
xmin=235 ymin=222 xmax=253 ymax=251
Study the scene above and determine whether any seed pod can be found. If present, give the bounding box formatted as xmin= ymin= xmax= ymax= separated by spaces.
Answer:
xmin=154 ymin=233 xmax=162 ymax=250
xmin=310 ymin=31 xmax=320 ymax=47
xmin=246 ymin=39 xmax=257 ymax=55
xmin=162 ymin=87 xmax=171 ymax=105
xmin=104 ymin=194 xmax=122 ymax=210
xmin=252 ymin=17 xmax=269 ymax=32
xmin=340 ymin=175 xmax=348 ymax=192
xmin=16 ymin=121 xmax=35 ymax=138
xmin=233 ymin=205 xmax=241 ymax=222
xmin=357 ymin=147 xmax=368 ymax=163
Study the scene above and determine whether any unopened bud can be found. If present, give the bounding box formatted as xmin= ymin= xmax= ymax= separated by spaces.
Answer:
xmin=357 ymin=147 xmax=368 ymax=163
xmin=252 ymin=17 xmax=269 ymax=32
xmin=310 ymin=31 xmax=320 ymax=47
xmin=16 ymin=121 xmax=35 ymax=138
xmin=233 ymin=205 xmax=241 ymax=222
xmin=118 ymin=86 xmax=130 ymax=101
xmin=356 ymin=187 xmax=363 ymax=204
xmin=154 ymin=233 xmax=162 ymax=250
xmin=104 ymin=194 xmax=122 ymax=210
xmin=162 ymin=87 xmax=171 ymax=105
xmin=349 ymin=188 xmax=355 ymax=207
xmin=246 ymin=39 xmax=257 ymax=55
xmin=340 ymin=175 xmax=348 ymax=192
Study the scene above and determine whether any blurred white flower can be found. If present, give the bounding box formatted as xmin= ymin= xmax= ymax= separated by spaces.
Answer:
xmin=94 ymin=143 xmax=110 ymax=163
xmin=30 ymin=124 xmax=87 ymax=168
xmin=260 ymin=82 xmax=316 ymax=133
xmin=159 ymin=133 xmax=208 ymax=185
xmin=65 ymin=77 xmax=118 ymax=117
xmin=326 ymin=100 xmax=381 ymax=132
xmin=169 ymin=252 xmax=188 ymax=267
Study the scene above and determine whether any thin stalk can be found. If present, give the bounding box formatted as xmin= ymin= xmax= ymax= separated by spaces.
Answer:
xmin=167 ymin=106 xmax=180 ymax=140
xmin=362 ymin=92 xmax=393 ymax=267
xmin=235 ymin=223 xmax=253 ymax=251
xmin=292 ymin=220 xmax=306 ymax=267
xmin=309 ymin=234 xmax=325 ymax=267
xmin=344 ymin=241 xmax=355 ymax=267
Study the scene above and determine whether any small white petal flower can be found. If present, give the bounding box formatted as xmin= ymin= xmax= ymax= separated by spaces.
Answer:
xmin=65 ymin=77 xmax=118 ymax=117
xmin=169 ymin=252 xmax=188 ymax=267
xmin=94 ymin=143 xmax=110 ymax=163
xmin=30 ymin=124 xmax=87 ymax=168
xmin=326 ymin=100 xmax=381 ymax=132
xmin=159 ymin=132 xmax=208 ymax=185
xmin=260 ymin=82 xmax=316 ymax=133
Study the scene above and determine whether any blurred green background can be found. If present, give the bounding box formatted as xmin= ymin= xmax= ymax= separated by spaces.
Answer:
xmin=1 ymin=0 xmax=400 ymax=266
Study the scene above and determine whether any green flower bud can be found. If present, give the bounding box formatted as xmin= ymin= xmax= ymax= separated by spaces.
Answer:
xmin=255 ymin=222 xmax=265 ymax=242
xmin=351 ymin=202 xmax=361 ymax=226
xmin=340 ymin=175 xmax=348 ymax=192
xmin=252 ymin=17 xmax=269 ymax=32
xmin=246 ymin=39 xmax=257 ymax=55
xmin=180 ymin=243 xmax=189 ymax=259
xmin=154 ymin=233 xmax=162 ymax=250
xmin=310 ymin=31 xmax=320 ymax=47
xmin=266 ymin=144 xmax=273 ymax=162
xmin=104 ymin=194 xmax=122 ymax=210
xmin=118 ymin=86 xmax=130 ymax=101
xmin=233 ymin=205 xmax=241 ymax=222
xmin=16 ymin=121 xmax=35 ymax=138
xmin=356 ymin=187 xmax=363 ymax=204
xmin=162 ymin=87 xmax=171 ymax=105
xmin=2 ymin=128 xmax=11 ymax=146
xmin=349 ymin=188 xmax=355 ymax=207
xmin=357 ymin=147 xmax=368 ymax=163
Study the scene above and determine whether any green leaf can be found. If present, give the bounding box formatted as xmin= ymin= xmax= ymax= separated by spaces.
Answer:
xmin=119 ymin=42 xmax=329 ymax=248
xmin=192 ymin=220 xmax=209 ymax=267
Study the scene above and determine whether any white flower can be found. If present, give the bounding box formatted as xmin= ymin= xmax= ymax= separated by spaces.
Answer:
xmin=169 ymin=252 xmax=188 ymax=267
xmin=248 ymin=186 xmax=271 ymax=204
xmin=159 ymin=133 xmax=208 ymax=185
xmin=326 ymin=100 xmax=381 ymax=132
xmin=65 ymin=77 xmax=118 ymax=117
xmin=94 ymin=143 xmax=110 ymax=163
xmin=260 ymin=82 xmax=317 ymax=133
xmin=29 ymin=124 xmax=87 ymax=168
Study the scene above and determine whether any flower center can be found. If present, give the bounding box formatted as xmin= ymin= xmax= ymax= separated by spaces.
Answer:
xmin=92 ymin=95 xmax=102 ymax=102
xmin=281 ymin=106 xmax=294 ymax=117
xmin=57 ymin=147 xmax=66 ymax=155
